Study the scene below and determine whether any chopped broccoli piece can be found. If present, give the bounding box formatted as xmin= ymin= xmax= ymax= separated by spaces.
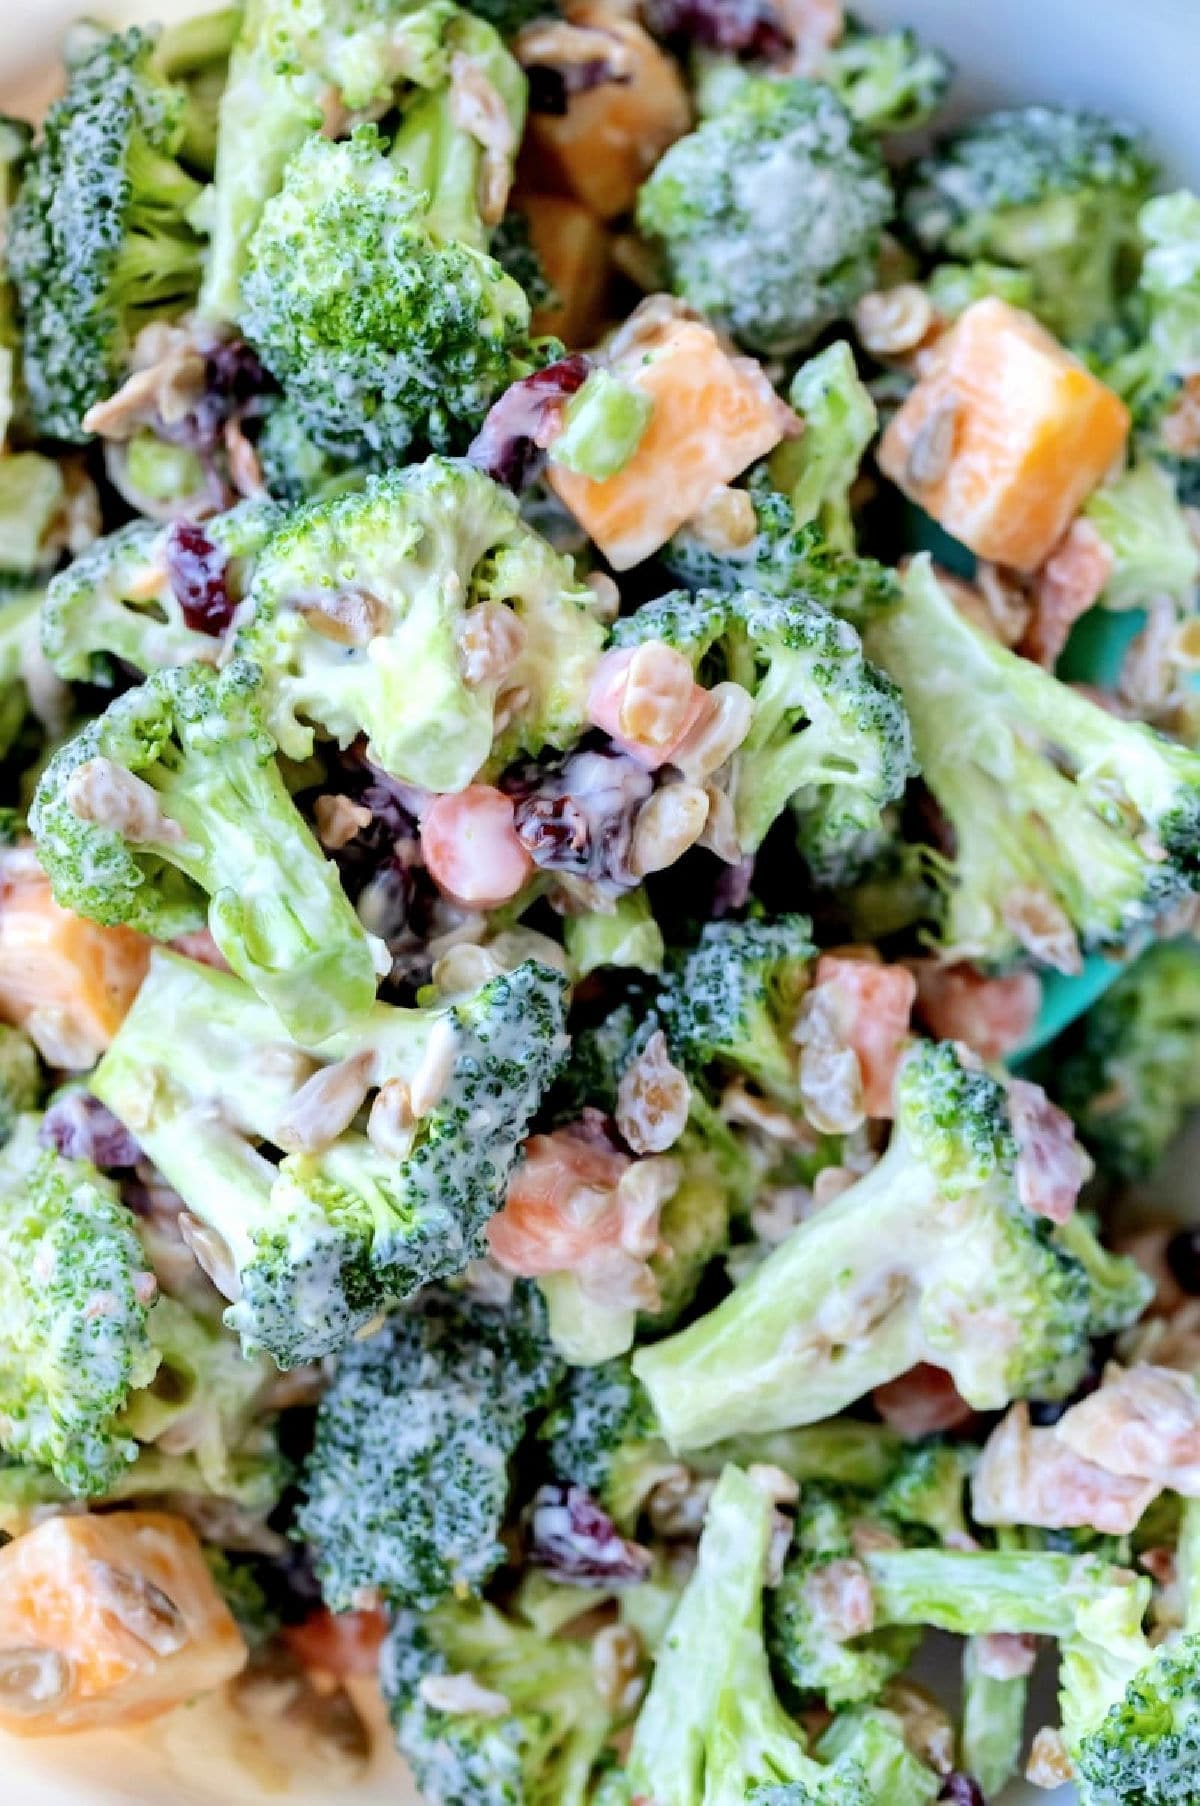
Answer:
xmin=815 ymin=1709 xmax=940 ymax=1806
xmin=819 ymin=18 xmax=952 ymax=136
xmin=1082 ymin=460 xmax=1200 ymax=612
xmin=458 ymin=0 xmax=557 ymax=33
xmin=865 ymin=557 xmax=1200 ymax=970
xmin=632 ymin=1039 xmax=1140 ymax=1450
xmin=29 ymin=657 xmax=380 ymax=1043
xmin=382 ymin=1593 xmax=613 ymax=1806
xmin=656 ymin=915 xmax=815 ymax=1102
xmin=924 ymin=259 xmax=1036 ymax=318
xmin=0 ymin=1439 xmax=286 ymax=1538
xmin=961 ymin=1634 xmax=1028 ymax=1798
xmin=539 ymin=1357 xmax=669 ymax=1533
xmin=902 ymin=105 xmax=1156 ymax=344
xmin=564 ymin=891 xmax=664 ymax=980
xmin=0 ymin=115 xmax=31 ymax=442
xmin=1051 ymin=939 xmax=1200 ymax=1179
xmin=256 ymin=397 xmax=365 ymax=506
xmin=637 ymin=77 xmax=894 ymax=355
xmin=41 ymin=498 xmax=282 ymax=683
xmin=93 ymin=949 xmax=569 ymax=1367
xmin=240 ymin=47 xmax=534 ymax=468
xmin=240 ymin=456 xmax=605 ymax=791
xmin=689 ymin=1421 xmax=904 ymax=1495
xmin=9 ymin=26 xmax=205 ymax=442
xmin=299 ymin=1284 xmax=561 ymax=1611
xmin=204 ymin=1549 xmax=282 ymax=1651
xmin=547 ymin=370 xmax=653 ymax=482
xmin=0 ymin=453 xmax=66 ymax=581
xmin=153 ymin=7 xmax=242 ymax=177
xmin=0 ymin=1027 xmax=40 ymax=1145
xmin=0 ymin=1117 xmax=159 ymax=1494
xmin=873 ymin=1440 xmax=974 ymax=1547
xmin=769 ymin=341 xmax=878 ymax=553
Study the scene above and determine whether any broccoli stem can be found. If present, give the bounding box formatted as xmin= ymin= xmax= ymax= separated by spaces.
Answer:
xmin=864 ymin=1548 xmax=1101 ymax=1639
xmin=961 ymin=1636 xmax=1029 ymax=1799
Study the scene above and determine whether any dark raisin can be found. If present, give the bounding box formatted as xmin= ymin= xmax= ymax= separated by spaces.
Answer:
xmin=525 ymin=54 xmax=630 ymax=115
xmin=166 ymin=522 xmax=236 ymax=636
xmin=467 ymin=355 xmax=591 ymax=491
xmin=39 ymin=1092 xmax=141 ymax=1169
xmin=644 ymin=0 xmax=790 ymax=58
xmin=939 ymin=1776 xmax=986 ymax=1806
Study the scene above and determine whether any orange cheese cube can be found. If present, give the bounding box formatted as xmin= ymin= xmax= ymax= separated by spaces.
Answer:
xmin=0 ymin=1512 xmax=247 ymax=1734
xmin=878 ymin=297 xmax=1130 ymax=573
xmin=524 ymin=193 xmax=613 ymax=347
xmin=548 ymin=311 xmax=793 ymax=569
xmin=0 ymin=852 xmax=150 ymax=1066
xmin=522 ymin=7 xmax=690 ymax=220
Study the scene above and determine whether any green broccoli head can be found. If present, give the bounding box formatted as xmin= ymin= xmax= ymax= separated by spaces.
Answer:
xmin=1082 ymin=460 xmax=1200 ymax=613
xmin=0 ymin=1027 xmax=41 ymax=1145
xmin=240 ymin=118 xmax=535 ymax=467
xmin=769 ymin=341 xmax=878 ymax=554
xmin=1051 ymin=939 xmax=1200 ymax=1179
xmin=902 ymin=105 xmax=1156 ymax=344
xmin=0 ymin=1117 xmax=160 ymax=1494
xmin=637 ymin=77 xmax=894 ymax=355
xmin=539 ymin=1357 xmax=668 ymax=1533
xmin=657 ymin=915 xmax=815 ymax=1102
xmin=256 ymin=397 xmax=365 ymax=505
xmin=819 ymin=19 xmax=952 ymax=135
xmin=1073 ymin=1632 xmax=1200 ymax=1806
xmin=29 ymin=656 xmax=381 ymax=1044
xmin=632 ymin=1039 xmax=1128 ymax=1451
xmin=867 ymin=557 xmax=1200 ymax=971
xmin=93 ymin=949 xmax=569 ymax=1367
xmin=8 ymin=26 xmax=204 ymax=442
xmin=41 ymin=499 xmax=282 ymax=683
xmin=382 ymin=1594 xmax=614 ymax=1806
xmin=240 ymin=456 xmax=605 ymax=791
xmin=299 ymin=1284 xmax=562 ymax=1612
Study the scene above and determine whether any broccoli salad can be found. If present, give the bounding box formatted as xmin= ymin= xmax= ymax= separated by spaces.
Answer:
xmin=4 ymin=2 xmax=1200 ymax=1801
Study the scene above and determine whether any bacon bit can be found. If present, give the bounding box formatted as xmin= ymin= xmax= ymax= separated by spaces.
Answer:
xmin=806 ymin=956 xmax=917 ymax=1120
xmin=1021 ymin=518 xmax=1114 ymax=669
xmin=1140 ymin=1545 xmax=1177 ymax=1588
xmin=1006 ymin=1078 xmax=1090 ymax=1225
xmin=467 ymin=355 xmax=591 ymax=491
xmin=911 ymin=961 xmax=1041 ymax=1062
xmin=169 ymin=927 xmax=230 ymax=972
xmin=972 ymin=1403 xmax=1159 ymax=1535
xmin=872 ymin=1365 xmax=975 ymax=1439
xmin=1054 ymin=1363 xmax=1200 ymax=1496
xmin=974 ymin=1632 xmax=1037 ymax=1682
xmin=283 ymin=1609 xmax=387 ymax=1679
xmin=1001 ymin=884 xmax=1082 ymax=976
xmin=804 ymin=1558 xmax=875 ymax=1642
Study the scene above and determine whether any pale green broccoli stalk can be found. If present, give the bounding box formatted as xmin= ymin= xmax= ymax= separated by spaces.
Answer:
xmin=647 ymin=1141 xmax=732 ymax=1328
xmin=93 ymin=949 xmax=569 ymax=1367
xmin=240 ymin=457 xmax=605 ymax=791
xmin=1055 ymin=1208 xmax=1158 ymax=1336
xmin=1050 ymin=938 xmax=1200 ymax=1179
xmin=902 ymin=105 xmax=1156 ymax=344
xmin=663 ymin=472 xmax=901 ymax=618
xmin=656 ymin=915 xmax=815 ymax=1103
xmin=961 ymin=1635 xmax=1027 ymax=1798
xmin=539 ymin=1357 xmax=670 ymax=1535
xmin=256 ymin=397 xmax=365 ymax=506
xmin=0 ymin=453 xmax=67 ymax=581
xmin=924 ymin=260 xmax=1036 ymax=318
xmin=382 ymin=1593 xmax=614 ymax=1806
xmin=866 ymin=557 xmax=1200 ymax=970
xmin=0 ymin=1437 xmax=288 ymax=1538
xmin=814 ymin=1711 xmax=940 ymax=1806
xmin=41 ymin=498 xmax=283 ymax=683
xmin=690 ymin=1421 xmax=904 ymax=1494
xmin=199 ymin=0 xmax=458 ymax=323
xmin=0 ymin=1117 xmax=159 ymax=1494
xmin=818 ymin=19 xmax=952 ymax=135
xmin=637 ymin=77 xmax=894 ymax=356
xmin=0 ymin=587 xmax=46 ymax=762
xmin=29 ymin=658 xmax=380 ymax=1043
xmin=564 ymin=890 xmax=664 ymax=979
xmin=0 ymin=1027 xmax=40 ymax=1145
xmin=614 ymin=1464 xmax=923 ymax=1805
xmin=547 ymin=371 xmax=653 ymax=482
xmin=152 ymin=7 xmax=241 ymax=176
xmin=240 ymin=69 xmax=534 ymax=467
xmin=0 ymin=116 xmax=31 ymax=444
xmin=769 ymin=341 xmax=878 ymax=553
xmin=769 ymin=1486 xmax=921 ymax=1708
xmin=299 ymin=1285 xmax=561 ymax=1612
xmin=8 ymin=26 xmax=205 ymax=442
xmin=1082 ymin=460 xmax=1200 ymax=612
xmin=873 ymin=1440 xmax=975 ymax=1547
xmin=632 ymin=1039 xmax=1142 ymax=1451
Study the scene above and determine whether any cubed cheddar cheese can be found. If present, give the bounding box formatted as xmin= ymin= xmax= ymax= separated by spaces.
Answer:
xmin=0 ymin=854 xmax=150 ymax=1066
xmin=522 ymin=6 xmax=690 ymax=220
xmin=524 ymin=193 xmax=613 ymax=347
xmin=0 ymin=1512 xmax=247 ymax=1734
xmin=878 ymin=298 xmax=1130 ymax=573
xmin=548 ymin=312 xmax=793 ymax=569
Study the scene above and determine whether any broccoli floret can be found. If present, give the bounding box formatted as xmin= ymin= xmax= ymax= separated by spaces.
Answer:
xmin=539 ymin=1358 xmax=668 ymax=1533
xmin=769 ymin=341 xmax=878 ymax=554
xmin=637 ymin=77 xmax=894 ymax=355
xmin=0 ymin=1026 xmax=40 ymax=1145
xmin=299 ymin=1284 xmax=561 ymax=1612
xmin=632 ymin=1039 xmax=1140 ymax=1450
xmin=873 ymin=1439 xmax=974 ymax=1546
xmin=564 ymin=891 xmax=664 ymax=980
xmin=199 ymin=0 xmax=460 ymax=322
xmin=241 ymin=74 xmax=535 ymax=467
xmin=0 ymin=1436 xmax=288 ymax=1538
xmin=29 ymin=657 xmax=380 ymax=1043
xmin=459 ymin=0 xmax=558 ymax=34
xmin=902 ymin=105 xmax=1156 ymax=344
xmin=866 ymin=557 xmax=1200 ymax=970
xmin=1051 ymin=939 xmax=1200 ymax=1179
xmin=256 ymin=397 xmax=365 ymax=506
xmin=0 ymin=1117 xmax=159 ymax=1494
xmin=153 ymin=8 xmax=242 ymax=177
xmin=41 ymin=498 xmax=283 ymax=683
xmin=8 ymin=26 xmax=205 ymax=442
xmin=240 ymin=456 xmax=605 ymax=791
xmin=93 ymin=949 xmax=569 ymax=1366
xmin=204 ymin=1549 xmax=282 ymax=1651
xmin=613 ymin=1464 xmax=931 ymax=1805
xmin=656 ymin=915 xmax=815 ymax=1102
xmin=924 ymin=259 xmax=1036 ymax=318
xmin=1082 ymin=459 xmax=1200 ymax=613
xmin=819 ymin=18 xmax=952 ymax=136
xmin=1068 ymin=1613 xmax=1200 ymax=1806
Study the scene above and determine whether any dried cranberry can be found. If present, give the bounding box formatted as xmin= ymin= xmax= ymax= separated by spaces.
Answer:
xmin=467 ymin=355 xmax=591 ymax=492
xmin=166 ymin=522 xmax=236 ymax=636
xmin=939 ymin=1776 xmax=986 ymax=1806
xmin=645 ymin=0 xmax=790 ymax=59
xmin=712 ymin=855 xmax=756 ymax=916
xmin=40 ymin=1092 xmax=141 ymax=1169
xmin=528 ymin=1484 xmax=653 ymax=1587
xmin=1167 ymin=1228 xmax=1200 ymax=1295
xmin=525 ymin=55 xmax=630 ymax=115
xmin=186 ymin=339 xmax=272 ymax=452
